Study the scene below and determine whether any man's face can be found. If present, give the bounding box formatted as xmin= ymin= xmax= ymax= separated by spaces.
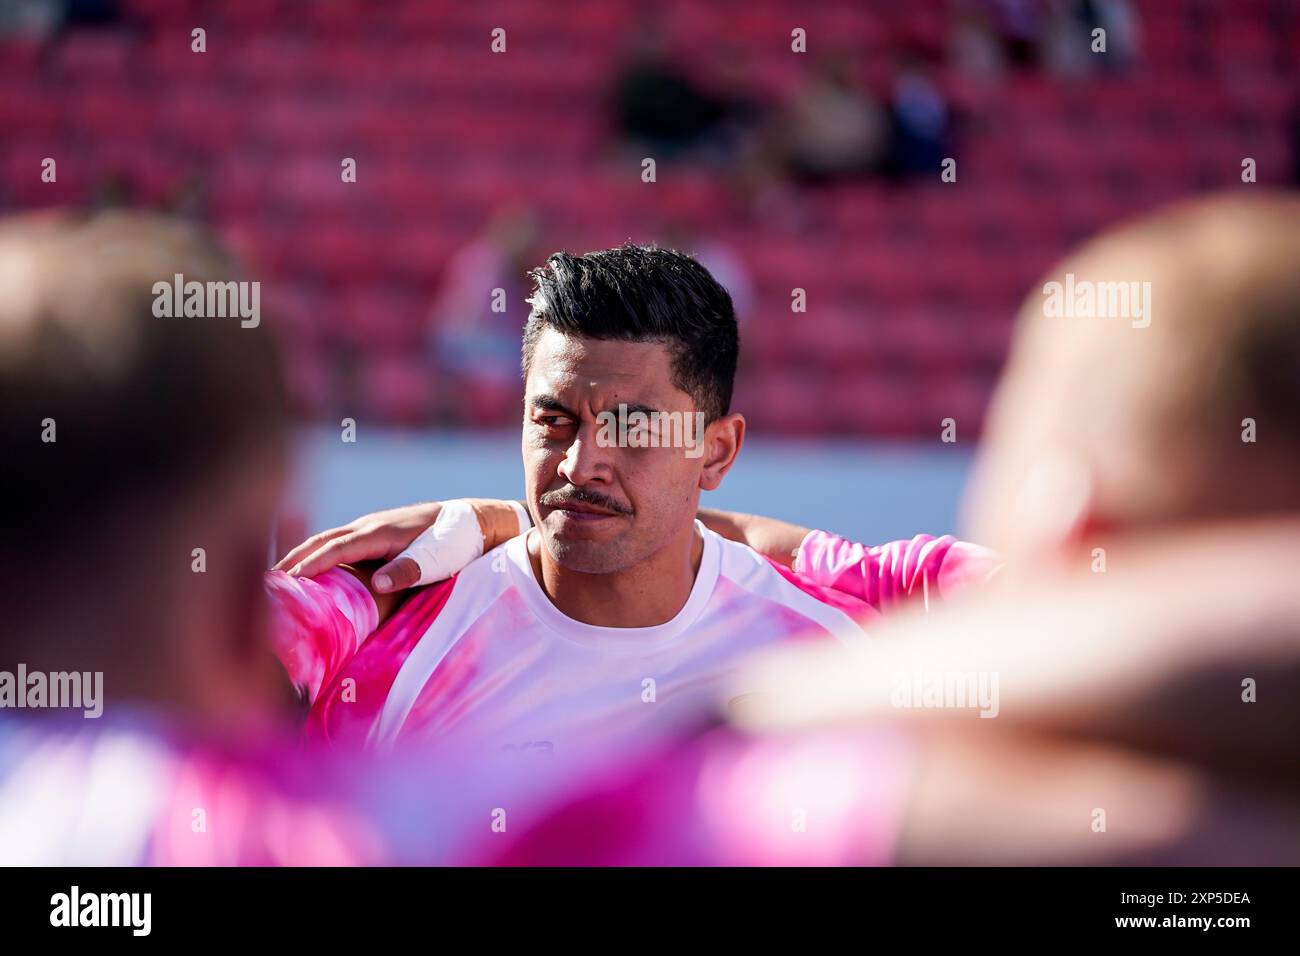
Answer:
xmin=522 ymin=329 xmax=706 ymax=574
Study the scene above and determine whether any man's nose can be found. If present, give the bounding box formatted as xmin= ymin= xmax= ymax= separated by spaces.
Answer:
xmin=557 ymin=422 xmax=615 ymax=487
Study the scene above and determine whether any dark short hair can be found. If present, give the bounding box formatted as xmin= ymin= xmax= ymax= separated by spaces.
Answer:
xmin=521 ymin=244 xmax=739 ymax=421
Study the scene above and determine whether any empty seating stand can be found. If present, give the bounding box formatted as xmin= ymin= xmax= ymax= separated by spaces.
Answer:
xmin=1 ymin=0 xmax=1294 ymax=435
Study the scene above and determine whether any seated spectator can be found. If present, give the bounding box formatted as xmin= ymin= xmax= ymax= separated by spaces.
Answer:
xmin=887 ymin=54 xmax=953 ymax=179
xmin=428 ymin=206 xmax=538 ymax=420
xmin=951 ymin=2 xmax=1007 ymax=80
xmin=777 ymin=55 xmax=891 ymax=185
xmin=1044 ymin=0 xmax=1141 ymax=75
xmin=613 ymin=27 xmax=748 ymax=163
xmin=983 ymin=0 xmax=1046 ymax=70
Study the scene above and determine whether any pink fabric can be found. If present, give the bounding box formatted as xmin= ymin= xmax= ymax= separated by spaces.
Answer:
xmin=264 ymin=568 xmax=379 ymax=705
xmin=307 ymin=578 xmax=458 ymax=749
xmin=794 ymin=531 xmax=1001 ymax=610
xmin=0 ymin=719 xmax=386 ymax=866
xmin=490 ymin=725 xmax=915 ymax=866
xmin=149 ymin=747 xmax=386 ymax=866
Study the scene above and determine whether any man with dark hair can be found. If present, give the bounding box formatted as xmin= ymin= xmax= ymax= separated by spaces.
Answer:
xmin=516 ymin=245 xmax=740 ymax=584
xmin=266 ymin=245 xmax=905 ymax=754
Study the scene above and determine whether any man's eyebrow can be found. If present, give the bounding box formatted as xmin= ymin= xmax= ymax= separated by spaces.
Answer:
xmin=529 ymin=395 xmax=665 ymax=418
xmin=529 ymin=394 xmax=576 ymax=415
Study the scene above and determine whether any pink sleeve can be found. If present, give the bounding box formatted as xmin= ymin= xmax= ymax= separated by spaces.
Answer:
xmin=793 ymin=530 xmax=1001 ymax=611
xmin=264 ymin=568 xmax=380 ymax=705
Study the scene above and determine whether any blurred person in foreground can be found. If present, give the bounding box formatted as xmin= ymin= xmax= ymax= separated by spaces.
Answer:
xmin=0 ymin=212 xmax=588 ymax=866
xmin=488 ymin=194 xmax=1300 ymax=863
xmin=0 ymin=211 xmax=385 ymax=864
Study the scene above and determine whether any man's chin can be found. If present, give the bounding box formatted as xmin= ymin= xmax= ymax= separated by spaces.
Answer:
xmin=542 ymin=532 xmax=632 ymax=575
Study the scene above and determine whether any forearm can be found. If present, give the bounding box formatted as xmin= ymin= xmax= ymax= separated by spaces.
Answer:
xmin=466 ymin=498 xmax=531 ymax=551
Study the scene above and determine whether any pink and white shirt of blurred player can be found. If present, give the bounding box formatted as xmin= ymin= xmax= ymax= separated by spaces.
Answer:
xmin=794 ymin=529 xmax=1001 ymax=610
xmin=266 ymin=522 xmax=999 ymax=755
xmin=0 ymin=719 xmax=386 ymax=865
xmin=489 ymin=724 xmax=917 ymax=867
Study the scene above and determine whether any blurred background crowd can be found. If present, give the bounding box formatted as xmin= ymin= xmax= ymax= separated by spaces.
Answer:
xmin=4 ymin=0 xmax=1296 ymax=431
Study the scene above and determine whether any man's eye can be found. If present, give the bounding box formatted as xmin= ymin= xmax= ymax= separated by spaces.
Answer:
xmin=538 ymin=415 xmax=573 ymax=428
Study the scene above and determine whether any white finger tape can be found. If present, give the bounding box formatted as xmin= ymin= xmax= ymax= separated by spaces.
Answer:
xmin=396 ymin=499 xmax=485 ymax=586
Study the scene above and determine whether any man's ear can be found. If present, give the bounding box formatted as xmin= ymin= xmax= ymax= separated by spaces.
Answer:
xmin=699 ymin=413 xmax=745 ymax=491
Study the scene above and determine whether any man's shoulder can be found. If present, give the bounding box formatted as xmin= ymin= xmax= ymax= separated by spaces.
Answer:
xmin=395 ymin=542 xmax=515 ymax=621
xmin=707 ymin=529 xmax=878 ymax=641
xmin=708 ymin=528 xmax=829 ymax=593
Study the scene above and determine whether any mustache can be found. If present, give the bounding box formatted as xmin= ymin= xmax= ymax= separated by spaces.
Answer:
xmin=539 ymin=487 xmax=634 ymax=516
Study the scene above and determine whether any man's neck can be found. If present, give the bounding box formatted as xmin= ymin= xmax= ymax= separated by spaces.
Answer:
xmin=528 ymin=523 xmax=705 ymax=628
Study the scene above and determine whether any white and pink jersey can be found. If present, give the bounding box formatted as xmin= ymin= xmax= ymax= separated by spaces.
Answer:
xmin=0 ymin=717 xmax=387 ymax=865
xmin=267 ymin=521 xmax=878 ymax=754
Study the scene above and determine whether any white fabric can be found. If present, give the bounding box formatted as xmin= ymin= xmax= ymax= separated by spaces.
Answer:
xmin=396 ymin=499 xmax=486 ymax=586
xmin=369 ymin=522 xmax=875 ymax=751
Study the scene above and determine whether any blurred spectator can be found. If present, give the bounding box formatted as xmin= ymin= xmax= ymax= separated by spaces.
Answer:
xmin=0 ymin=0 xmax=61 ymax=39
xmin=952 ymin=2 xmax=1007 ymax=79
xmin=982 ymin=0 xmax=1046 ymax=70
xmin=887 ymin=55 xmax=953 ymax=179
xmin=777 ymin=56 xmax=891 ymax=185
xmin=33 ymin=0 xmax=138 ymax=71
xmin=613 ymin=28 xmax=754 ymax=163
xmin=60 ymin=0 xmax=122 ymax=29
xmin=429 ymin=207 xmax=539 ymax=419
xmin=1043 ymin=0 xmax=1140 ymax=75
xmin=662 ymin=222 xmax=755 ymax=320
